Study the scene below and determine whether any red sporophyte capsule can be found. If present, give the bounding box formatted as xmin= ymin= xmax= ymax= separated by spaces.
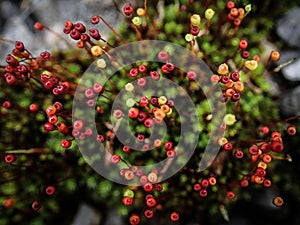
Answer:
xmin=113 ymin=109 xmax=123 ymax=119
xmin=139 ymin=96 xmax=149 ymax=107
xmin=144 ymin=118 xmax=154 ymax=128
xmin=261 ymin=126 xmax=270 ymax=134
xmin=129 ymin=214 xmax=140 ymax=225
xmin=138 ymin=65 xmax=147 ymax=73
xmin=143 ymin=183 xmax=153 ymax=192
xmin=4 ymin=154 xmax=16 ymax=164
xmin=40 ymin=51 xmax=51 ymax=59
xmin=193 ymin=183 xmax=201 ymax=191
xmin=122 ymin=145 xmax=131 ymax=153
xmin=123 ymin=4 xmax=134 ymax=16
xmin=70 ymin=29 xmax=81 ymax=40
xmin=137 ymin=77 xmax=146 ymax=87
xmin=166 ymin=150 xmax=176 ymax=158
xmin=221 ymin=75 xmax=230 ymax=84
xmin=263 ymin=179 xmax=272 ymax=187
xmin=128 ymin=107 xmax=139 ymax=118
xmin=230 ymin=72 xmax=240 ymax=81
xmin=122 ymin=196 xmax=133 ymax=206
xmin=111 ymin=154 xmax=121 ymax=164
xmin=230 ymin=8 xmax=239 ymax=17
xmin=31 ymin=201 xmax=42 ymax=211
xmin=48 ymin=115 xmax=58 ymax=124
xmin=137 ymin=134 xmax=145 ymax=142
xmin=241 ymin=50 xmax=250 ymax=59
xmin=226 ymin=1 xmax=235 ymax=9
xmin=201 ymin=179 xmax=209 ymax=188
xmin=80 ymin=34 xmax=90 ymax=42
xmin=164 ymin=142 xmax=173 ymax=150
xmin=2 ymin=101 xmax=12 ymax=109
xmin=210 ymin=74 xmax=220 ymax=83
xmin=45 ymin=186 xmax=56 ymax=195
xmin=271 ymin=131 xmax=281 ymax=139
xmin=146 ymin=197 xmax=157 ymax=207
xmin=129 ymin=67 xmax=139 ymax=77
xmin=190 ymin=25 xmax=200 ymax=36
xmin=263 ymin=154 xmax=272 ymax=163
xmin=287 ymin=125 xmax=296 ymax=135
xmin=239 ymin=39 xmax=248 ymax=49
xmin=223 ymin=142 xmax=233 ymax=151
xmin=270 ymin=50 xmax=280 ymax=62
xmin=256 ymin=167 xmax=266 ymax=177
xmin=45 ymin=105 xmax=56 ymax=115
xmin=158 ymin=51 xmax=169 ymax=61
xmin=3 ymin=198 xmax=16 ymax=208
xmin=6 ymin=74 xmax=16 ymax=84
xmin=249 ymin=145 xmax=259 ymax=155
xmin=187 ymin=70 xmax=197 ymax=80
xmin=226 ymin=191 xmax=235 ymax=200
xmin=89 ymin=28 xmax=101 ymax=40
xmin=64 ymin=20 xmax=73 ymax=29
xmin=231 ymin=92 xmax=241 ymax=102
xmin=34 ymin=22 xmax=44 ymax=30
xmin=96 ymin=134 xmax=105 ymax=143
xmin=53 ymin=102 xmax=63 ymax=112
xmin=73 ymin=120 xmax=84 ymax=131
xmin=240 ymin=179 xmax=249 ymax=187
xmin=260 ymin=142 xmax=271 ymax=153
xmin=137 ymin=111 xmax=147 ymax=122
xmin=199 ymin=189 xmax=208 ymax=197
xmin=44 ymin=122 xmax=55 ymax=132
xmin=170 ymin=212 xmax=179 ymax=221
xmin=208 ymin=177 xmax=217 ymax=186
xmin=271 ymin=141 xmax=284 ymax=152
xmin=85 ymin=88 xmax=95 ymax=99
xmin=6 ymin=54 xmax=19 ymax=66
xmin=150 ymin=71 xmax=160 ymax=81
xmin=90 ymin=16 xmax=100 ymax=24
xmin=74 ymin=22 xmax=86 ymax=33
xmin=144 ymin=209 xmax=154 ymax=219
xmin=15 ymin=41 xmax=25 ymax=51
xmin=234 ymin=149 xmax=244 ymax=159
xmin=61 ymin=139 xmax=72 ymax=148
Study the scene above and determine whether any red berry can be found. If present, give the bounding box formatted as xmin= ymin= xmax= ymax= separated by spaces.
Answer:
xmin=170 ymin=212 xmax=179 ymax=222
xmin=61 ymin=139 xmax=72 ymax=148
xmin=45 ymin=185 xmax=56 ymax=195
xmin=4 ymin=154 xmax=16 ymax=164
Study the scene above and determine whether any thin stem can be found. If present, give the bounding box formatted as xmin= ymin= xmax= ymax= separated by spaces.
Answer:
xmin=98 ymin=16 xmax=126 ymax=43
